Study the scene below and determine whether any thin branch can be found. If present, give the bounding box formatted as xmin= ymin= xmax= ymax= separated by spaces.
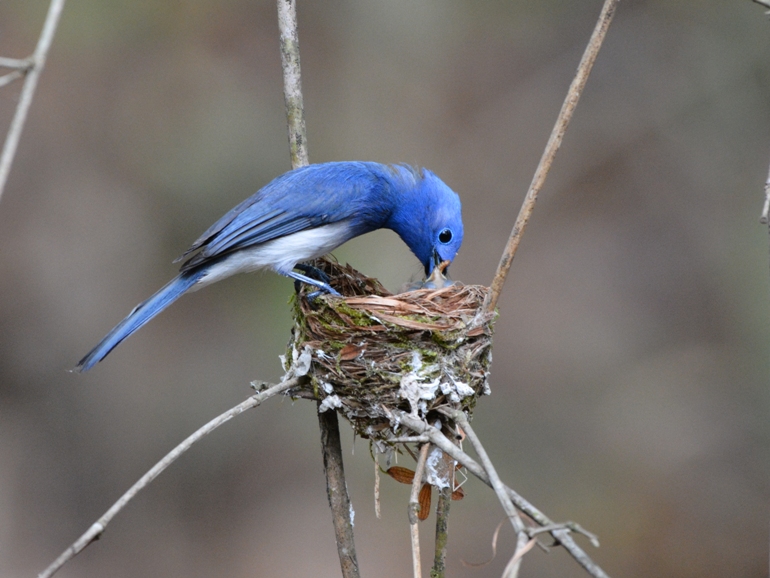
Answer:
xmin=443 ymin=409 xmax=524 ymax=534
xmin=759 ymin=152 xmax=770 ymax=223
xmin=0 ymin=71 xmax=25 ymax=89
xmin=0 ymin=0 xmax=66 ymax=203
xmin=431 ymin=420 xmax=456 ymax=578
xmin=38 ymin=377 xmax=302 ymax=578
xmin=483 ymin=0 xmax=619 ymax=313
xmin=277 ymin=0 xmax=309 ymax=169
xmin=276 ymin=0 xmax=360 ymax=574
xmin=388 ymin=435 xmax=431 ymax=444
xmin=442 ymin=408 xmax=529 ymax=577
xmin=0 ymin=56 xmax=33 ymax=69
xmin=751 ymin=0 xmax=770 ymax=12
xmin=395 ymin=411 xmax=611 ymax=578
xmin=318 ymin=408 xmax=361 ymax=578
xmin=431 ymin=485 xmax=451 ymax=578
xmin=408 ymin=443 xmax=430 ymax=578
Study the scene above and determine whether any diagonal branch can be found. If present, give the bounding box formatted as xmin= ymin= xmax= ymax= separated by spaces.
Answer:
xmin=395 ymin=411 xmax=611 ymax=578
xmin=37 ymin=377 xmax=302 ymax=578
xmin=0 ymin=0 xmax=66 ymax=203
xmin=441 ymin=408 xmax=530 ymax=578
xmin=483 ymin=0 xmax=619 ymax=313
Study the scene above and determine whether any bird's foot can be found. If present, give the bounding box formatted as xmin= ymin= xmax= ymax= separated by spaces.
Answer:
xmin=286 ymin=267 xmax=341 ymax=297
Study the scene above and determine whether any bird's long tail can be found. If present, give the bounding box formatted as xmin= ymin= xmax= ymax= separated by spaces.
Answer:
xmin=75 ymin=270 xmax=205 ymax=372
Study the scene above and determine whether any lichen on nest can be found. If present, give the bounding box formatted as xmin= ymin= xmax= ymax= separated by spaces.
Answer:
xmin=283 ymin=257 xmax=496 ymax=442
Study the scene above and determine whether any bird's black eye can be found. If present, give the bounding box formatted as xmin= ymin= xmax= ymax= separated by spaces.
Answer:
xmin=438 ymin=228 xmax=453 ymax=244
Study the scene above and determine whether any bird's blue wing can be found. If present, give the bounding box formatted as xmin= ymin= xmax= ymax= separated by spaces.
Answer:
xmin=178 ymin=162 xmax=389 ymax=271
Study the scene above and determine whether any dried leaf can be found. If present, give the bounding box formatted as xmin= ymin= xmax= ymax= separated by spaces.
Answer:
xmin=451 ymin=487 xmax=465 ymax=500
xmin=418 ymin=484 xmax=432 ymax=520
xmin=339 ymin=343 xmax=364 ymax=360
xmin=386 ymin=466 xmax=415 ymax=484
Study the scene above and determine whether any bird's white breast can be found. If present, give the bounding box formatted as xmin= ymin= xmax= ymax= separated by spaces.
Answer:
xmin=194 ymin=220 xmax=355 ymax=288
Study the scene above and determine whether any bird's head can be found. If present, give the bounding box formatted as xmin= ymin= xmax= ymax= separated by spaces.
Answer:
xmin=386 ymin=167 xmax=464 ymax=277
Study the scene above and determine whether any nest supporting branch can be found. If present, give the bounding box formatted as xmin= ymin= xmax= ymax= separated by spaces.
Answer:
xmin=276 ymin=2 xmax=360 ymax=574
xmin=395 ymin=411 xmax=610 ymax=578
xmin=318 ymin=407 xmax=361 ymax=578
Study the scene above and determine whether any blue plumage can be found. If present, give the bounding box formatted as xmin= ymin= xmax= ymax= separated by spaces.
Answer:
xmin=76 ymin=161 xmax=463 ymax=372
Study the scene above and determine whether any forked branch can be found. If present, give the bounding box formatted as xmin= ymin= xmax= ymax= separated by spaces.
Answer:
xmin=396 ymin=411 xmax=610 ymax=578
xmin=0 ymin=0 xmax=66 ymax=202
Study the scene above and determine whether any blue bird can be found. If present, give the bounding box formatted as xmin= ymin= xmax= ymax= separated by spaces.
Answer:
xmin=76 ymin=161 xmax=464 ymax=372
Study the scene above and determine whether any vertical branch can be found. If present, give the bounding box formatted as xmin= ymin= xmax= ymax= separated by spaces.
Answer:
xmin=759 ymin=152 xmax=770 ymax=224
xmin=483 ymin=0 xmax=619 ymax=313
xmin=431 ymin=421 xmax=456 ymax=578
xmin=276 ymin=2 xmax=359 ymax=576
xmin=318 ymin=409 xmax=361 ymax=578
xmin=409 ymin=443 xmax=431 ymax=578
xmin=277 ymin=0 xmax=309 ymax=169
xmin=431 ymin=487 xmax=451 ymax=578
xmin=0 ymin=0 xmax=66 ymax=203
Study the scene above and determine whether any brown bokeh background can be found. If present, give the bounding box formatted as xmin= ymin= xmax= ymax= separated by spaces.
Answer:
xmin=2 ymin=1 xmax=770 ymax=577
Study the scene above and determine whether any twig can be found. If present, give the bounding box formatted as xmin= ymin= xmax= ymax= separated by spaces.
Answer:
xmin=409 ymin=443 xmax=431 ymax=578
xmin=431 ymin=485 xmax=451 ymax=578
xmin=318 ymin=409 xmax=361 ymax=578
xmin=443 ymin=409 xmax=524 ymax=534
xmin=277 ymin=0 xmax=309 ymax=168
xmin=442 ymin=408 xmax=530 ymax=577
xmin=0 ymin=0 xmax=66 ymax=203
xmin=0 ymin=71 xmax=25 ymax=89
xmin=387 ymin=435 xmax=431 ymax=444
xmin=0 ymin=56 xmax=33 ymax=69
xmin=276 ymin=0 xmax=360 ymax=574
xmin=374 ymin=452 xmax=382 ymax=519
xmin=38 ymin=377 xmax=301 ymax=578
xmin=395 ymin=411 xmax=611 ymax=578
xmin=502 ymin=538 xmax=538 ymax=578
xmin=483 ymin=0 xmax=619 ymax=313
xmin=759 ymin=153 xmax=770 ymax=223
xmin=431 ymin=421 xmax=455 ymax=578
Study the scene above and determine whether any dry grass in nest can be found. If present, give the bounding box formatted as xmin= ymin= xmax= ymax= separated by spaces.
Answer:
xmin=284 ymin=257 xmax=496 ymax=442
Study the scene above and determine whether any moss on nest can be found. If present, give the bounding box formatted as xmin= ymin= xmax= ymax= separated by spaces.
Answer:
xmin=283 ymin=257 xmax=496 ymax=442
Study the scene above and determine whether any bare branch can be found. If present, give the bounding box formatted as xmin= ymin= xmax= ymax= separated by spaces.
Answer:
xmin=0 ymin=0 xmax=66 ymax=203
xmin=38 ymin=377 xmax=301 ymax=578
xmin=318 ymin=408 xmax=361 ymax=578
xmin=484 ymin=0 xmax=619 ymax=313
xmin=395 ymin=411 xmax=611 ymax=578
xmin=276 ymin=1 xmax=360 ymax=575
xmin=432 ymin=485 xmax=451 ymax=578
xmin=0 ymin=71 xmax=25 ymax=89
xmin=409 ymin=443 xmax=430 ymax=578
xmin=0 ymin=56 xmax=33 ymax=69
xmin=759 ymin=154 xmax=770 ymax=223
xmin=442 ymin=408 xmax=530 ymax=577
xmin=277 ymin=0 xmax=309 ymax=169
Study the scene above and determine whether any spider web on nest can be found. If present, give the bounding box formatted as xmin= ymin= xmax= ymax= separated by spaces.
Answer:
xmin=283 ymin=257 xmax=496 ymax=443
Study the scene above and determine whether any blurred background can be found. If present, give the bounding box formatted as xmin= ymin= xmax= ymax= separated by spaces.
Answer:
xmin=1 ymin=0 xmax=769 ymax=576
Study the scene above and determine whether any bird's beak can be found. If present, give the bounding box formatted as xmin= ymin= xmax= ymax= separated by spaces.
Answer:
xmin=431 ymin=248 xmax=448 ymax=276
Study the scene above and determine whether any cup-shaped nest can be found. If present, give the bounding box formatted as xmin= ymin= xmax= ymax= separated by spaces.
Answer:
xmin=284 ymin=258 xmax=496 ymax=442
